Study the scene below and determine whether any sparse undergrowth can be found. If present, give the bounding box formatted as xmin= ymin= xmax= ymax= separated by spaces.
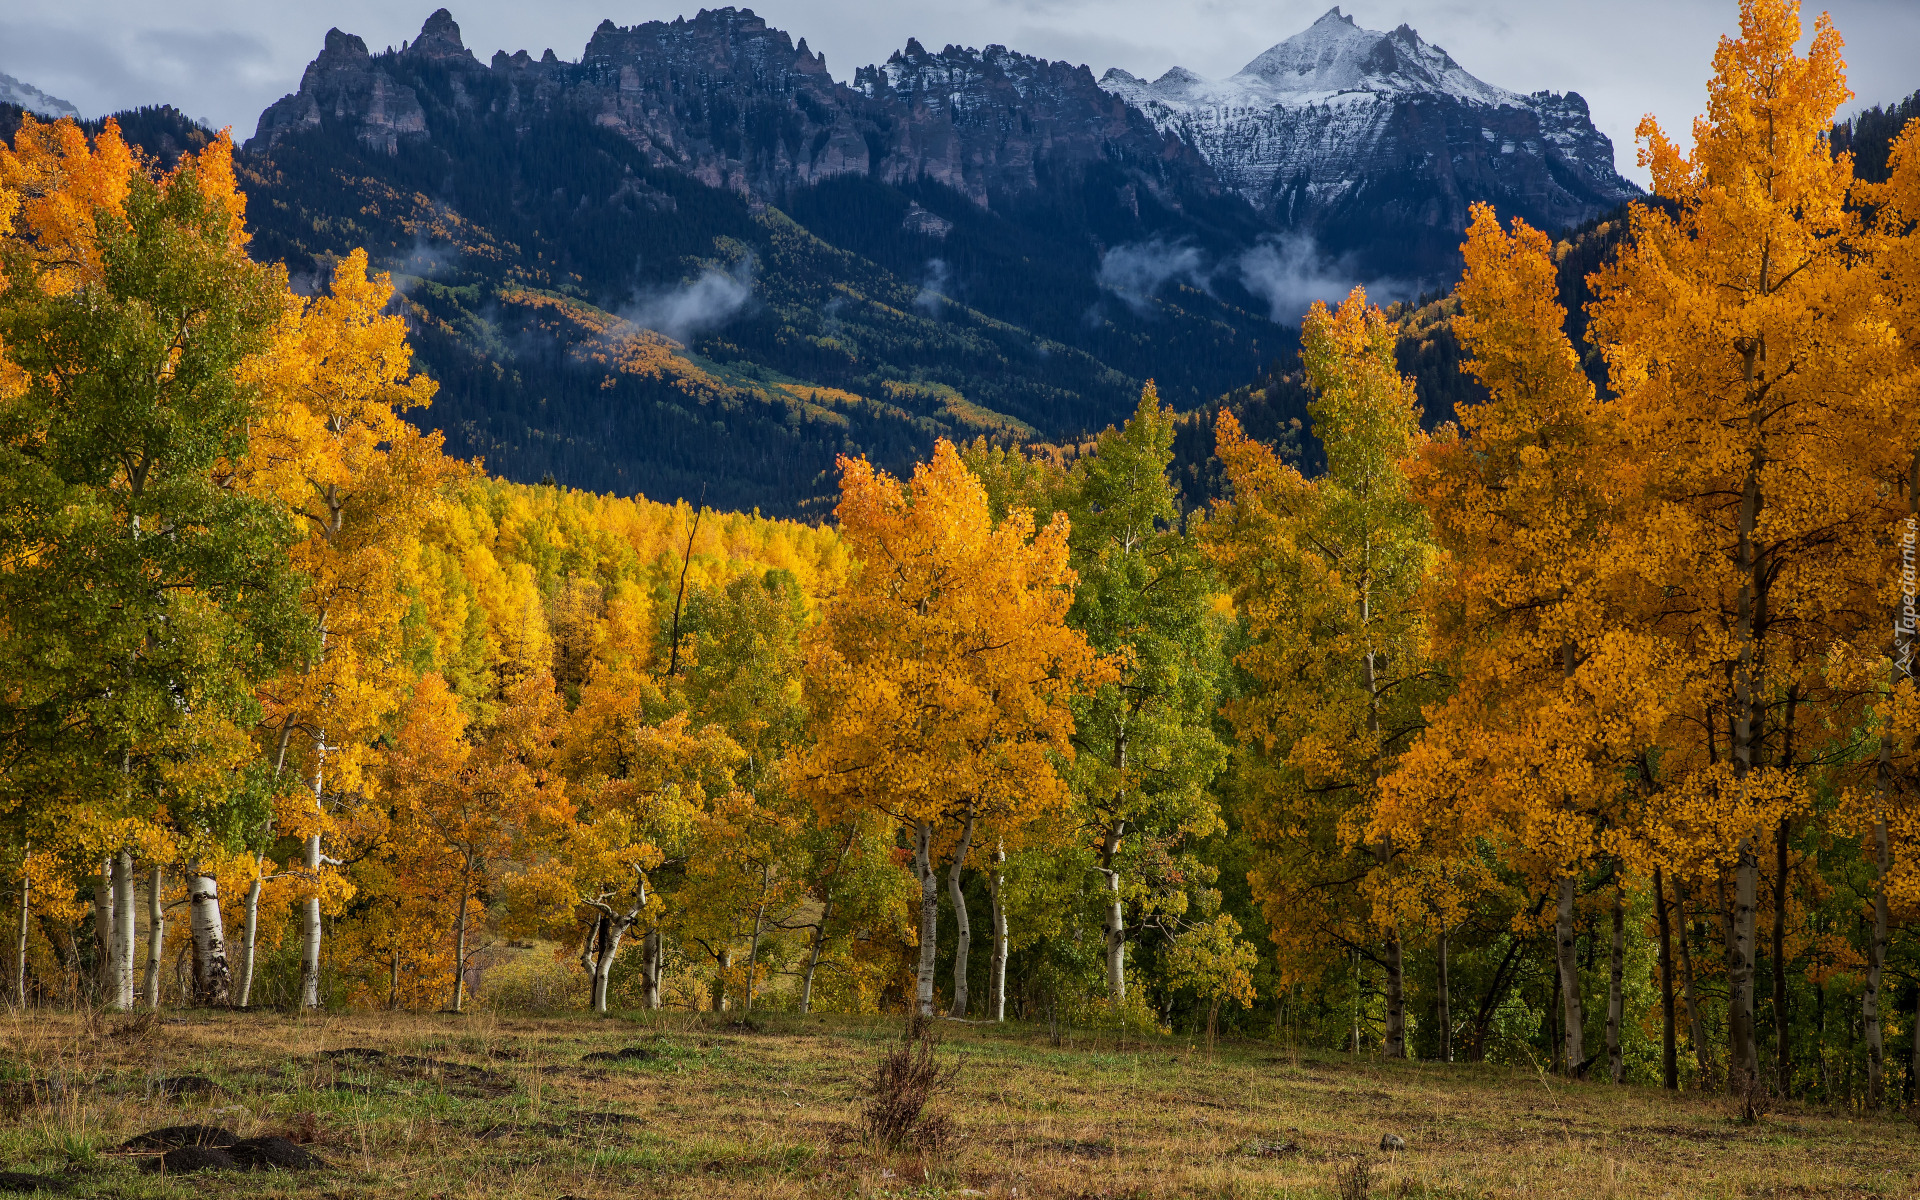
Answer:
xmin=0 ymin=1008 xmax=1911 ymax=1199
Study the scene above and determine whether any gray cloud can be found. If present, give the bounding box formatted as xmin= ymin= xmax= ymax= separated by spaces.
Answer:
xmin=619 ymin=257 xmax=756 ymax=345
xmin=1096 ymin=238 xmax=1208 ymax=314
xmin=1237 ymin=233 xmax=1415 ymax=326
xmin=913 ymin=258 xmax=952 ymax=319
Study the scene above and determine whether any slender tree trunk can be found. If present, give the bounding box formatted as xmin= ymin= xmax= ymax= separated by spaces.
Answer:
xmin=987 ymin=845 xmax=1007 ymax=1023
xmin=800 ymin=915 xmax=826 ymax=1015
xmin=644 ymin=928 xmax=662 ymax=1011
xmin=1865 ymin=815 xmax=1890 ymax=1108
xmin=1607 ymin=885 xmax=1625 ymax=1083
xmin=709 ymin=943 xmax=732 ymax=1013
xmin=745 ymin=876 xmax=769 ymax=1014
xmin=13 ymin=855 xmax=29 ymax=1007
xmin=1548 ymin=949 xmax=1563 ymax=1074
xmin=389 ymin=946 xmax=399 ymax=1010
xmin=1728 ymin=845 xmax=1761 ymax=1093
xmin=185 ymin=866 xmax=230 ymax=1006
xmin=587 ymin=916 xmax=610 ymax=1012
xmin=1436 ymin=926 xmax=1451 ymax=1063
xmin=913 ymin=820 xmax=938 ymax=1017
xmin=1101 ymin=816 xmax=1126 ymax=1003
xmin=1655 ymin=868 xmax=1678 ymax=1090
xmin=1555 ymin=875 xmax=1585 ymax=1076
xmin=450 ymin=891 xmax=468 ymax=1013
xmin=111 ymin=850 xmax=136 ymax=1011
xmin=1772 ymin=817 xmax=1790 ymax=1098
xmin=1383 ymin=932 xmax=1406 ymax=1059
xmin=948 ymin=810 xmax=975 ymax=1018
xmin=299 ymin=739 xmax=326 ymax=1011
xmin=1678 ymin=883 xmax=1710 ymax=1085
xmin=237 ymin=868 xmax=262 ymax=1008
xmin=143 ymin=865 xmax=165 ymax=1012
xmin=93 ymin=859 xmax=115 ymax=999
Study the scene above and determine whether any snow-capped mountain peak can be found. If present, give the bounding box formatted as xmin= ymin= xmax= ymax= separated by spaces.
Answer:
xmin=1232 ymin=7 xmax=1516 ymax=107
xmin=0 ymin=71 xmax=83 ymax=121
xmin=1097 ymin=7 xmax=1638 ymax=276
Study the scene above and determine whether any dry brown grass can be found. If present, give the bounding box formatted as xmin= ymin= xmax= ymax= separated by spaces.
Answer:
xmin=0 ymin=1006 xmax=1912 ymax=1199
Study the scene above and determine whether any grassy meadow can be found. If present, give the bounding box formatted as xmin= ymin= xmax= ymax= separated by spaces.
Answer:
xmin=0 ymin=1008 xmax=1913 ymax=1199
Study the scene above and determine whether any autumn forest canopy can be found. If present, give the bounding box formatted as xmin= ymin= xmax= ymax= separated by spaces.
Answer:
xmin=10 ymin=0 xmax=1920 ymax=1122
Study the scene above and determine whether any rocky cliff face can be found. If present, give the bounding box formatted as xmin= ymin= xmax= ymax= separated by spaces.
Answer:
xmin=1100 ymin=7 xmax=1640 ymax=274
xmin=249 ymin=7 xmax=1214 ymax=210
xmin=0 ymin=72 xmax=82 ymax=121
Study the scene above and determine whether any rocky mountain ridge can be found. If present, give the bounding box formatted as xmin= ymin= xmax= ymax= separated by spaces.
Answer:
xmin=0 ymin=71 xmax=82 ymax=121
xmin=1100 ymin=7 xmax=1640 ymax=275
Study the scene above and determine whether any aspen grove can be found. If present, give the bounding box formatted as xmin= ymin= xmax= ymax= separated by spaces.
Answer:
xmin=7 ymin=0 xmax=1920 ymax=1115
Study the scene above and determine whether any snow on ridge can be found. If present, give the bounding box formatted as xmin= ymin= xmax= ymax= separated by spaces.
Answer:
xmin=0 ymin=71 xmax=83 ymax=120
xmin=1103 ymin=6 xmax=1520 ymax=118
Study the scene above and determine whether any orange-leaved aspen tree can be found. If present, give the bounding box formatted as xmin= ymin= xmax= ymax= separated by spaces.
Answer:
xmin=1840 ymin=110 xmax=1920 ymax=1106
xmin=380 ymin=671 xmax=567 ymax=1012
xmin=242 ymin=249 xmax=459 ymax=1009
xmin=791 ymin=441 xmax=1103 ymax=1017
xmin=1204 ymin=289 xmax=1442 ymax=1059
xmin=1378 ymin=203 xmax=1659 ymax=1077
xmin=1586 ymin=0 xmax=1894 ymax=1096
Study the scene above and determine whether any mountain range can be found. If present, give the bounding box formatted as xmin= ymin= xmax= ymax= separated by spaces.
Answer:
xmin=7 ymin=6 xmax=1651 ymax=513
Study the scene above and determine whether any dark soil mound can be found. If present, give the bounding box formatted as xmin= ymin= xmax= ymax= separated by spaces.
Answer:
xmin=228 ymin=1135 xmax=328 ymax=1171
xmin=0 ymin=1171 xmax=73 ymax=1194
xmin=146 ymin=1075 xmax=222 ymax=1099
xmin=315 ymin=1047 xmax=512 ymax=1097
xmin=581 ymin=1047 xmax=659 ymax=1064
xmin=141 ymin=1146 xmax=238 ymax=1174
xmin=120 ymin=1125 xmax=238 ymax=1150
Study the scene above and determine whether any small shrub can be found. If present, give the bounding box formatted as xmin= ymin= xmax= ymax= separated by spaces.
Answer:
xmin=1334 ymin=1155 xmax=1374 ymax=1200
xmin=861 ymin=1014 xmax=963 ymax=1151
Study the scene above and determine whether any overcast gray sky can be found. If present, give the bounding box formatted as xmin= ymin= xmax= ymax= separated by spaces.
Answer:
xmin=2 ymin=0 xmax=1915 ymax=187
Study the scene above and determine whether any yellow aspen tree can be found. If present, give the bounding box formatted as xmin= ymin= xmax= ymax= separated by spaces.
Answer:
xmin=1203 ymin=289 xmax=1442 ymax=1059
xmin=1377 ymin=203 xmax=1666 ymax=1076
xmin=791 ymin=441 xmax=1103 ymax=1017
xmin=243 ymin=249 xmax=458 ymax=1009
xmin=1585 ymin=0 xmax=1893 ymax=1092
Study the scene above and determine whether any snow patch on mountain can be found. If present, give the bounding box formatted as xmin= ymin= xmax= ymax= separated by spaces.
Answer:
xmin=0 ymin=71 xmax=83 ymax=120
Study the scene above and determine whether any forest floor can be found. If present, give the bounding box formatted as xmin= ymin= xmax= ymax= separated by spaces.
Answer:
xmin=0 ymin=1006 xmax=1913 ymax=1199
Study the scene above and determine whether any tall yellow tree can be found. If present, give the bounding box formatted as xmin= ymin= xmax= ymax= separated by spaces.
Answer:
xmin=791 ymin=441 xmax=1102 ymax=1016
xmin=242 ymin=249 xmax=458 ymax=1009
xmin=1585 ymin=0 xmax=1896 ymax=1091
xmin=1203 ymin=289 xmax=1442 ymax=1058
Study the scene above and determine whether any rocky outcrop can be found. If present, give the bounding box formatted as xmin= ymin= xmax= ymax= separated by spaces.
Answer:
xmin=248 ymin=6 xmax=1216 ymax=208
xmin=0 ymin=71 xmax=82 ymax=121
xmin=1100 ymin=7 xmax=1640 ymax=273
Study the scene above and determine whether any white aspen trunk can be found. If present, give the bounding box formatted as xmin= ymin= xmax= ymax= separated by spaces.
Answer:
xmin=1436 ymin=926 xmax=1450 ymax=1063
xmin=237 ymin=867 xmax=262 ymax=1008
xmin=800 ymin=910 xmax=828 ymax=1015
xmin=299 ymin=827 xmax=323 ymax=1010
xmin=1555 ymin=875 xmax=1585 ymax=1075
xmin=913 ymin=820 xmax=938 ymax=1017
xmin=1383 ymin=932 xmax=1406 ymax=1059
xmin=709 ymin=943 xmax=732 ymax=1013
xmin=948 ymin=810 xmax=975 ymax=1018
xmin=988 ymin=845 xmax=1007 ymax=1023
xmin=592 ymin=917 xmax=630 ymax=1014
xmin=94 ymin=859 xmax=115 ymax=998
xmin=745 ymin=862 xmax=771 ymax=1014
xmin=1728 ymin=847 xmax=1760 ymax=1091
xmin=112 ymin=850 xmax=136 ymax=1011
xmin=586 ymin=916 xmax=610 ymax=1012
xmin=644 ymin=928 xmax=663 ymax=1011
xmin=143 ymin=864 xmax=164 ymax=1011
xmin=12 ymin=864 xmax=28 ymax=1007
xmin=185 ymin=868 xmax=230 ymax=1006
xmin=389 ymin=945 xmax=400 ymax=1010
xmin=1864 ymin=815 xmax=1890 ymax=1108
xmin=450 ymin=891 xmax=469 ymax=1013
xmin=1101 ymin=817 xmax=1126 ymax=1003
xmin=1607 ymin=886 xmax=1625 ymax=1083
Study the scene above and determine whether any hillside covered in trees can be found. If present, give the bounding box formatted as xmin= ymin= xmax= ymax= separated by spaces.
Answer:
xmin=7 ymin=5 xmax=1920 ymax=1166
